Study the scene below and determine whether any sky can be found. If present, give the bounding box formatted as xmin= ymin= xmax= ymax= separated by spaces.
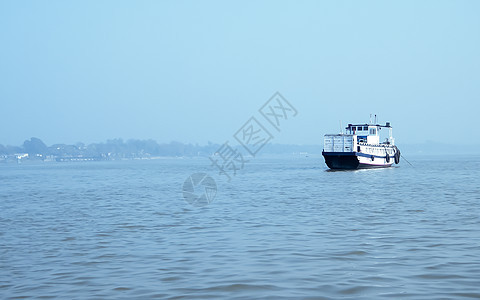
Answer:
xmin=1 ymin=0 xmax=479 ymax=146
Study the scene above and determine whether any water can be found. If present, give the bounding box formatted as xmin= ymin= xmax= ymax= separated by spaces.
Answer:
xmin=1 ymin=155 xmax=480 ymax=299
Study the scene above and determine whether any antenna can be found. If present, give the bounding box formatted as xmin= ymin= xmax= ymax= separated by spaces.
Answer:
xmin=375 ymin=114 xmax=377 ymax=124
xmin=339 ymin=120 xmax=343 ymax=134
xmin=370 ymin=114 xmax=372 ymax=124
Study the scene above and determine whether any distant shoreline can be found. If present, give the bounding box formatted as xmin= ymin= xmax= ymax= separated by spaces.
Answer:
xmin=2 ymin=137 xmax=478 ymax=164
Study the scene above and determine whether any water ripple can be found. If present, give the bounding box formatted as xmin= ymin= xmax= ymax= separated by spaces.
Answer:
xmin=1 ymin=157 xmax=480 ymax=299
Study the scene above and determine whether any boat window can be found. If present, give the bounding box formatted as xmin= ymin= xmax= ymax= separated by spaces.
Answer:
xmin=363 ymin=126 xmax=368 ymax=131
xmin=356 ymin=126 xmax=362 ymax=131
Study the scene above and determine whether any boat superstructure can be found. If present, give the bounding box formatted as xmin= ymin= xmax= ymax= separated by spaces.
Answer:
xmin=322 ymin=120 xmax=400 ymax=169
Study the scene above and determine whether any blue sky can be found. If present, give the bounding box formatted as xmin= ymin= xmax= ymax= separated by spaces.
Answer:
xmin=1 ymin=1 xmax=479 ymax=146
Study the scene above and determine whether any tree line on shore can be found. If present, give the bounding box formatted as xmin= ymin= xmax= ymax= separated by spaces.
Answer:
xmin=1 ymin=137 xmax=323 ymax=161
xmin=0 ymin=137 xmax=221 ymax=159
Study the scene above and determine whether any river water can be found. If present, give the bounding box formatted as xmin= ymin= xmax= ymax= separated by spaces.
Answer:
xmin=1 ymin=155 xmax=480 ymax=299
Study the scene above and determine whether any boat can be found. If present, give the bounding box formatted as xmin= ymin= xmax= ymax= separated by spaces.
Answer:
xmin=322 ymin=119 xmax=400 ymax=169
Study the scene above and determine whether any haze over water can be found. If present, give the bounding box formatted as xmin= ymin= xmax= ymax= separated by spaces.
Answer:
xmin=1 ymin=1 xmax=480 ymax=146
xmin=1 ymin=155 xmax=479 ymax=299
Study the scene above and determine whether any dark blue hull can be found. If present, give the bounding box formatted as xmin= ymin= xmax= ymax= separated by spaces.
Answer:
xmin=322 ymin=151 xmax=394 ymax=170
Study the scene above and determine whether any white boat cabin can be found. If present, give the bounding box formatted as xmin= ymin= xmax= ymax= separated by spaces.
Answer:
xmin=323 ymin=122 xmax=395 ymax=153
xmin=346 ymin=122 xmax=394 ymax=146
